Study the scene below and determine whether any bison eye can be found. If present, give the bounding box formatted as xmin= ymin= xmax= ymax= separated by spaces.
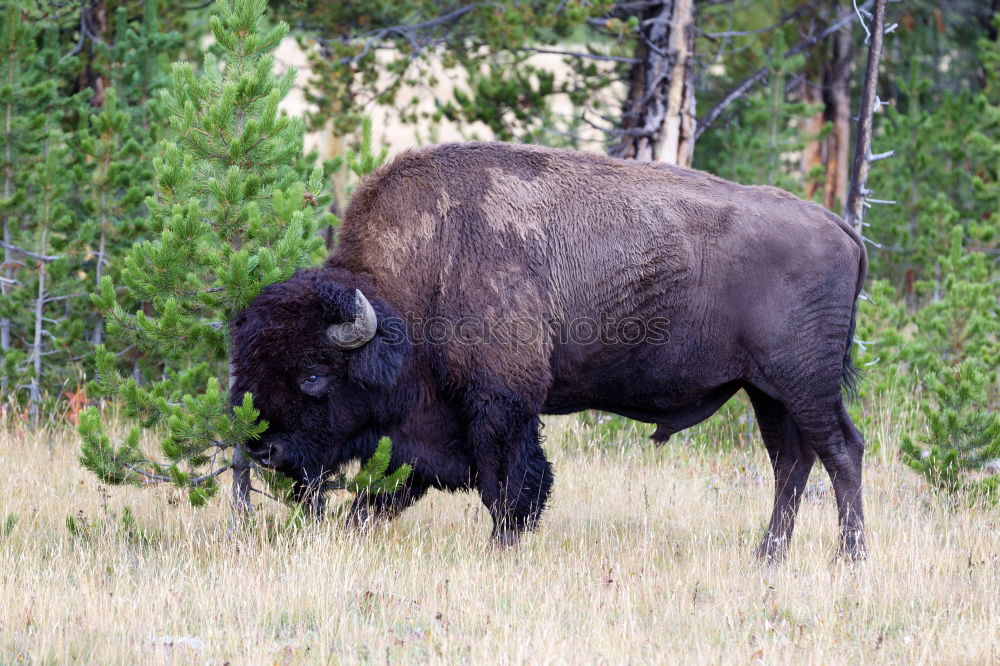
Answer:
xmin=299 ymin=371 xmax=329 ymax=397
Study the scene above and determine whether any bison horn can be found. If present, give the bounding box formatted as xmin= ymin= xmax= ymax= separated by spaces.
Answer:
xmin=327 ymin=289 xmax=378 ymax=349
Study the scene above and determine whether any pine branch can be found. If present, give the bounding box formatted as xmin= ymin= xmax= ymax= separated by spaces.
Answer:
xmin=125 ymin=463 xmax=231 ymax=486
xmin=516 ymin=46 xmax=639 ymax=64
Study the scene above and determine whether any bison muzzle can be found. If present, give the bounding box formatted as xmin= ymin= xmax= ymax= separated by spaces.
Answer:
xmin=230 ymin=142 xmax=868 ymax=561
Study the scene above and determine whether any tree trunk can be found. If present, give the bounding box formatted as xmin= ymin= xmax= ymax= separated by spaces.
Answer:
xmin=229 ymin=348 xmax=253 ymax=524
xmin=800 ymin=82 xmax=825 ymax=199
xmin=91 ymin=189 xmax=108 ymax=346
xmin=28 ymin=229 xmax=46 ymax=426
xmin=230 ymin=443 xmax=254 ymax=523
xmin=609 ymin=0 xmax=696 ymax=166
xmin=845 ymin=0 xmax=889 ymax=233
xmin=824 ymin=8 xmax=853 ymax=213
xmin=2 ymin=50 xmax=14 ymax=352
xmin=325 ymin=130 xmax=346 ymax=251
xmin=81 ymin=0 xmax=110 ymax=108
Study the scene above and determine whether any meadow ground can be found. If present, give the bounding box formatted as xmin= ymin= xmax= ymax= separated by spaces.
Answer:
xmin=1 ymin=393 xmax=997 ymax=665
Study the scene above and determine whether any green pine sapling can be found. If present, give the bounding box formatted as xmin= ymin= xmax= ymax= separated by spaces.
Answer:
xmin=901 ymin=360 xmax=999 ymax=502
xmin=79 ymin=0 xmax=407 ymax=514
xmin=898 ymin=227 xmax=999 ymax=502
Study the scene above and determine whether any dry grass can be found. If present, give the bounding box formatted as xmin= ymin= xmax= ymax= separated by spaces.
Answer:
xmin=1 ymin=403 xmax=998 ymax=665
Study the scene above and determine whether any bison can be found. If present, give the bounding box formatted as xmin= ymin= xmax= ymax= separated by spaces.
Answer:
xmin=230 ymin=142 xmax=867 ymax=561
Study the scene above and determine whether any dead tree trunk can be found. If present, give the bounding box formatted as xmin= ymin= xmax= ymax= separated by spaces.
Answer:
xmin=609 ymin=0 xmax=696 ymax=165
xmin=1 ymin=58 xmax=15 ymax=352
xmin=229 ymin=352 xmax=254 ymax=526
xmin=27 ymin=229 xmax=47 ymax=426
xmin=845 ymin=0 xmax=892 ymax=235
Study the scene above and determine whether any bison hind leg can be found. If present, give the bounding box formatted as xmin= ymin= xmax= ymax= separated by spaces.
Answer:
xmin=774 ymin=390 xmax=866 ymax=561
xmin=745 ymin=386 xmax=816 ymax=563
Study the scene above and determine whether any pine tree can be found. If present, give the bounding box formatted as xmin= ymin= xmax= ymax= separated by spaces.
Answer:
xmin=0 ymin=4 xmax=57 ymax=371
xmin=0 ymin=13 xmax=90 ymax=415
xmin=55 ymin=0 xmax=180 ymax=391
xmin=77 ymin=0 xmax=181 ymax=352
xmin=79 ymin=0 xmax=406 ymax=513
xmin=101 ymin=0 xmax=179 ymax=128
xmin=894 ymin=226 xmax=999 ymax=501
xmin=901 ymin=360 xmax=1000 ymax=502
xmin=78 ymin=88 xmax=149 ymax=349
xmin=20 ymin=124 xmax=75 ymax=424
xmin=902 ymin=227 xmax=999 ymax=374
xmin=80 ymin=0 xmax=329 ymax=507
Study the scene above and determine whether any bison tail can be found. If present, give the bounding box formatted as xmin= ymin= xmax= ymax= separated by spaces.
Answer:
xmin=826 ymin=209 xmax=867 ymax=402
xmin=841 ymin=298 xmax=862 ymax=402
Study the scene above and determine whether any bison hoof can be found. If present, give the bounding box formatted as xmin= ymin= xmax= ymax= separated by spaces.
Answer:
xmin=838 ymin=532 xmax=868 ymax=561
xmin=490 ymin=529 xmax=523 ymax=550
xmin=755 ymin=539 xmax=789 ymax=565
xmin=345 ymin=504 xmax=385 ymax=532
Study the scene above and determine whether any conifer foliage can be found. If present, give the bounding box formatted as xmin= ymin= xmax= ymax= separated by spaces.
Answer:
xmin=79 ymin=0 xmax=332 ymax=507
xmin=901 ymin=359 xmax=1000 ymax=502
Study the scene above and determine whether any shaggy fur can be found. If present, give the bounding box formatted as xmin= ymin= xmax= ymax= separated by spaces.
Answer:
xmin=230 ymin=142 xmax=868 ymax=559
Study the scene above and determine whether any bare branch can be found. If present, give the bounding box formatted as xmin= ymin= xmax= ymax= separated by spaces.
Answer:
xmin=0 ymin=241 xmax=61 ymax=263
xmin=43 ymin=293 xmax=86 ymax=303
xmin=700 ymin=2 xmax=819 ymax=40
xmin=695 ymin=0 xmax=873 ymax=141
xmin=333 ymin=3 xmax=489 ymax=65
xmin=581 ymin=111 xmax=655 ymax=137
xmin=62 ymin=4 xmax=87 ymax=59
xmin=126 ymin=462 xmax=231 ymax=486
xmin=249 ymin=486 xmax=280 ymax=502
xmin=518 ymin=46 xmax=639 ymax=64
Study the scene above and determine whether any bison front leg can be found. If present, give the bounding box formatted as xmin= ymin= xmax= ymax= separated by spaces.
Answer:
xmin=468 ymin=399 xmax=554 ymax=547
xmin=292 ymin=476 xmax=328 ymax=520
xmin=346 ymin=478 xmax=429 ymax=530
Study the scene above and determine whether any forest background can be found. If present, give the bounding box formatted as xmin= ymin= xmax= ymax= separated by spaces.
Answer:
xmin=1 ymin=0 xmax=997 ymax=504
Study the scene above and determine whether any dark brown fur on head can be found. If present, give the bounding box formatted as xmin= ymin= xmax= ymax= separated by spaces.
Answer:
xmin=229 ymin=268 xmax=414 ymax=494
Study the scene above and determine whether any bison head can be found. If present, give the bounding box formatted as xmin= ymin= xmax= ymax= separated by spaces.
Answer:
xmin=229 ymin=269 xmax=413 ymax=494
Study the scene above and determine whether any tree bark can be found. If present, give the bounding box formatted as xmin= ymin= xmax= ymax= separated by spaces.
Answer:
xmin=823 ymin=8 xmax=853 ymax=212
xmin=844 ymin=0 xmax=888 ymax=233
xmin=81 ymin=0 xmax=110 ymax=108
xmin=800 ymin=81 xmax=825 ymax=200
xmin=609 ymin=0 xmax=696 ymax=165
xmin=2 ymin=39 xmax=15 ymax=352
xmin=230 ymin=444 xmax=254 ymax=522
xmin=28 ymin=229 xmax=47 ymax=426
xmin=229 ymin=356 xmax=254 ymax=524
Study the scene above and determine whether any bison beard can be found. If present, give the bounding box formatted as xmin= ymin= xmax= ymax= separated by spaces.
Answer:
xmin=230 ymin=142 xmax=868 ymax=561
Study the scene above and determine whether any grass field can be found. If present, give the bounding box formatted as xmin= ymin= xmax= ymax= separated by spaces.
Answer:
xmin=1 ymin=393 xmax=998 ymax=665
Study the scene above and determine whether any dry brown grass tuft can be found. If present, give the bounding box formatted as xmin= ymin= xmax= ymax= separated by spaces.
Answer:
xmin=0 ymin=409 xmax=997 ymax=664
